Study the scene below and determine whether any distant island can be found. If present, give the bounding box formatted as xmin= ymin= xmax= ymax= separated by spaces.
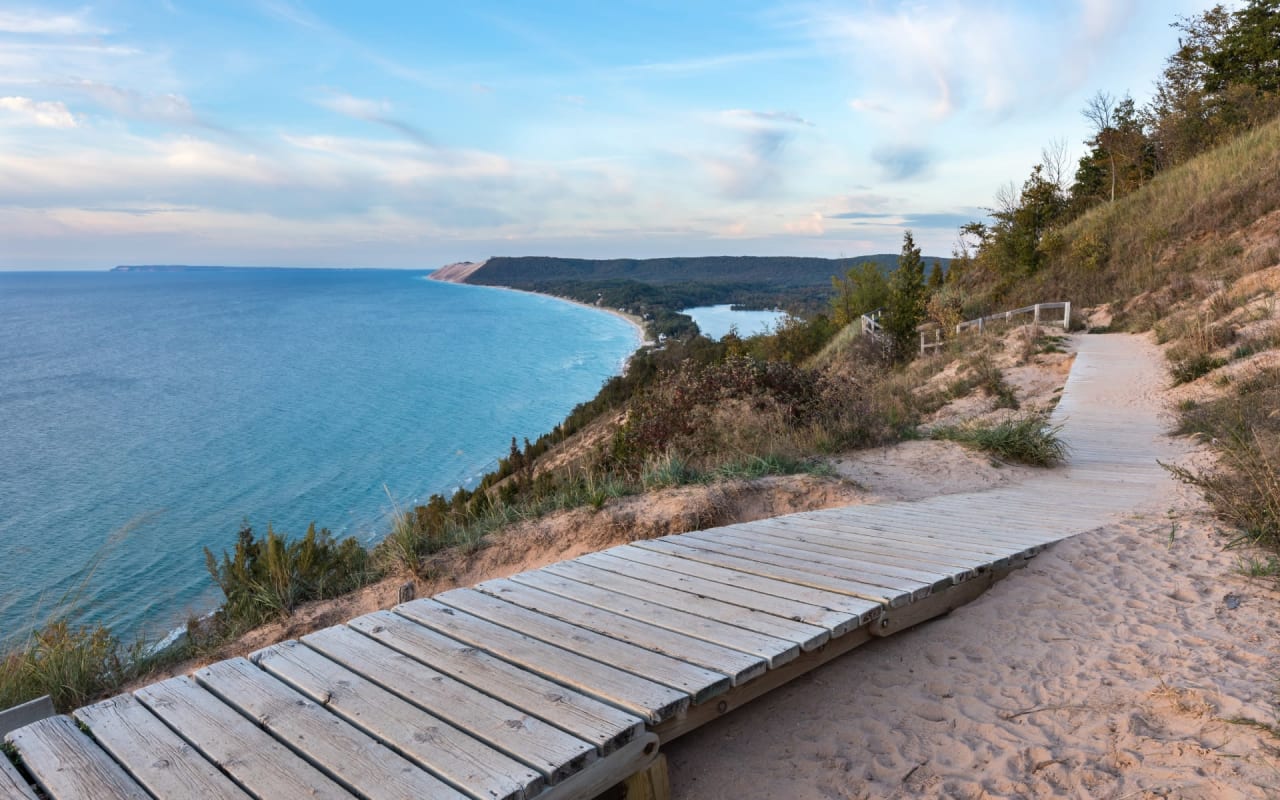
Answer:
xmin=112 ymin=265 xmax=288 ymax=272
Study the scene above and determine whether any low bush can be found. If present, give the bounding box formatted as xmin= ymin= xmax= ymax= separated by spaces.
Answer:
xmin=1170 ymin=352 xmax=1229 ymax=384
xmin=205 ymin=523 xmax=375 ymax=633
xmin=931 ymin=413 xmax=1068 ymax=466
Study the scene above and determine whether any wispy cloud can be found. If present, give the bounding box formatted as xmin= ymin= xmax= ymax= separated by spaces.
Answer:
xmin=316 ymin=90 xmax=435 ymax=148
xmin=56 ymin=79 xmax=195 ymax=124
xmin=792 ymin=0 xmax=1138 ymax=122
xmin=616 ymin=47 xmax=808 ymax=75
xmin=0 ymin=96 xmax=76 ymax=127
xmin=692 ymin=108 xmax=814 ymax=198
xmin=870 ymin=144 xmax=934 ymax=182
xmin=0 ymin=8 xmax=104 ymax=35
xmin=829 ymin=209 xmax=988 ymax=230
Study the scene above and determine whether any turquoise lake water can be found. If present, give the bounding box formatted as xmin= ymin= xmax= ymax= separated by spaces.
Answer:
xmin=0 ymin=270 xmax=639 ymax=644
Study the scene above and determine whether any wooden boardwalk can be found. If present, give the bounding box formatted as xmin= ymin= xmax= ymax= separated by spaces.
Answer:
xmin=4 ymin=334 xmax=1174 ymax=800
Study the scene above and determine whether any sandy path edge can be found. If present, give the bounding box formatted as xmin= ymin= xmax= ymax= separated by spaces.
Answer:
xmin=666 ymin=333 xmax=1280 ymax=799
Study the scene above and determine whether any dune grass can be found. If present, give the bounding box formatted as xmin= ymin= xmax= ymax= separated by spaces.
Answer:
xmin=1168 ymin=368 xmax=1280 ymax=559
xmin=1010 ymin=115 xmax=1280 ymax=316
xmin=931 ymin=413 xmax=1069 ymax=466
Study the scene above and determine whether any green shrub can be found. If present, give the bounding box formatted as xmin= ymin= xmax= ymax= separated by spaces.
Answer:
xmin=931 ymin=413 xmax=1068 ymax=466
xmin=1170 ymin=353 xmax=1228 ymax=384
xmin=205 ymin=523 xmax=375 ymax=632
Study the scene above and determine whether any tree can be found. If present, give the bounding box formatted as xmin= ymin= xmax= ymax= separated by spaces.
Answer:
xmin=1074 ymin=94 xmax=1154 ymax=209
xmin=987 ymin=164 xmax=1068 ymax=278
xmin=1146 ymin=2 xmax=1280 ymax=167
xmin=829 ymin=261 xmax=890 ymax=326
xmin=883 ymin=231 xmax=927 ymax=358
xmin=1204 ymin=0 xmax=1280 ymax=95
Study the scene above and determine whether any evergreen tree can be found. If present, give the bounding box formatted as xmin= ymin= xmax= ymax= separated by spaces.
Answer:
xmin=884 ymin=231 xmax=927 ymax=359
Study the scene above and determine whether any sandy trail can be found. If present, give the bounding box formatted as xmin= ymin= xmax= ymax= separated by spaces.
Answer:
xmin=666 ymin=334 xmax=1280 ymax=799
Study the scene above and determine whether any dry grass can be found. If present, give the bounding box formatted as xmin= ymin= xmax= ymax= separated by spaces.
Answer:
xmin=1169 ymin=368 xmax=1280 ymax=557
xmin=1014 ymin=115 xmax=1280 ymax=315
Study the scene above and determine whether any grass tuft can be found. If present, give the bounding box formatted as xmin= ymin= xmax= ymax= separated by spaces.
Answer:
xmin=931 ymin=413 xmax=1068 ymax=466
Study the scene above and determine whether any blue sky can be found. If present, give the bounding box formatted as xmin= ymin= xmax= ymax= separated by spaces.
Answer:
xmin=1 ymin=0 xmax=1202 ymax=268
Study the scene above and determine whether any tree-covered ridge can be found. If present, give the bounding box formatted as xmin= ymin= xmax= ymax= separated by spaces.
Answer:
xmin=462 ymin=254 xmax=949 ymax=336
xmin=466 ymin=254 xmax=915 ymax=287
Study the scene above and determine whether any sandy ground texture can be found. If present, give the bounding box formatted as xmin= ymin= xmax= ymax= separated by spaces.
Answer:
xmin=666 ymin=338 xmax=1280 ymax=800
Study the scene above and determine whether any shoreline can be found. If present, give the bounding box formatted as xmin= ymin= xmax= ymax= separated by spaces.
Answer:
xmin=426 ymin=267 xmax=653 ymax=350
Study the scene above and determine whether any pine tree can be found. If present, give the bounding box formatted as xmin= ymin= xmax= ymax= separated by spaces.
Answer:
xmin=884 ymin=231 xmax=927 ymax=359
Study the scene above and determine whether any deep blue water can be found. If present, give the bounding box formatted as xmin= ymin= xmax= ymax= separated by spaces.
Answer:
xmin=0 ymin=269 xmax=639 ymax=645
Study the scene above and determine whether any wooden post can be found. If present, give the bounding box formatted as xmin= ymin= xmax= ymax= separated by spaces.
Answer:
xmin=623 ymin=754 xmax=670 ymax=800
xmin=1033 ymin=304 xmax=1041 ymax=325
xmin=0 ymin=696 xmax=54 ymax=738
xmin=1063 ymin=301 xmax=1071 ymax=330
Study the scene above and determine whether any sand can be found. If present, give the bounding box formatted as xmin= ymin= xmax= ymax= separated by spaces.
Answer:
xmin=665 ymin=335 xmax=1280 ymax=799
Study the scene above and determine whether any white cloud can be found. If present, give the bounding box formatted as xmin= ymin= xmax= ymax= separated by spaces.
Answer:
xmin=797 ymin=0 xmax=1136 ymax=123
xmin=0 ymin=9 xmax=103 ymax=35
xmin=317 ymin=91 xmax=389 ymax=119
xmin=0 ymin=96 xmax=76 ymax=127
xmin=315 ymin=90 xmax=434 ymax=147
xmin=784 ymin=212 xmax=825 ymax=235
xmin=58 ymin=80 xmax=195 ymax=124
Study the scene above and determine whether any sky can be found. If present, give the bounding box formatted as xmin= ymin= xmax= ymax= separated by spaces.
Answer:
xmin=0 ymin=0 xmax=1205 ymax=269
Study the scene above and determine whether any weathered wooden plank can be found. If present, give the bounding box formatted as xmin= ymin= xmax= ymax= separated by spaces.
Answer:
xmin=135 ymin=675 xmax=354 ymax=800
xmin=440 ymin=586 xmax=752 ymax=691
xmin=281 ymin=627 xmax=596 ymax=783
xmin=394 ymin=600 xmax=690 ymax=725
xmin=677 ymin=527 xmax=934 ymax=599
xmin=746 ymin=519 xmax=987 ymax=577
xmin=0 ymin=753 xmax=37 ymax=800
xmin=253 ymin=640 xmax=544 ymax=800
xmin=5 ymin=715 xmax=149 ymax=800
xmin=601 ymin=545 xmax=880 ymax=627
xmin=74 ymin=693 xmax=250 ymax=800
xmin=0 ymin=697 xmax=53 ymax=739
xmin=866 ymin=501 xmax=1073 ymax=537
xmin=339 ymin=612 xmax=643 ymax=754
xmin=195 ymin=658 xmax=463 ymax=800
xmin=711 ymin=525 xmax=959 ymax=590
xmin=578 ymin=550 xmax=850 ymax=639
xmin=818 ymin=505 xmax=1056 ymax=548
xmin=758 ymin=516 xmax=1017 ymax=568
xmin=786 ymin=512 xmax=1040 ymax=559
xmin=838 ymin=502 xmax=1067 ymax=543
xmin=488 ymin=568 xmax=788 ymax=665
xmin=535 ymin=734 xmax=660 ymax=800
xmin=541 ymin=559 xmax=830 ymax=651
xmin=635 ymin=537 xmax=914 ymax=608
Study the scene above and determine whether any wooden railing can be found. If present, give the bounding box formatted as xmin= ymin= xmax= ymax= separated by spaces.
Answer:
xmin=919 ymin=301 xmax=1071 ymax=354
xmin=860 ymin=309 xmax=883 ymax=335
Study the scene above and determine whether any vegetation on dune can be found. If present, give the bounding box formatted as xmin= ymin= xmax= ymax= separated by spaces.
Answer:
xmin=1170 ymin=368 xmax=1280 ymax=558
